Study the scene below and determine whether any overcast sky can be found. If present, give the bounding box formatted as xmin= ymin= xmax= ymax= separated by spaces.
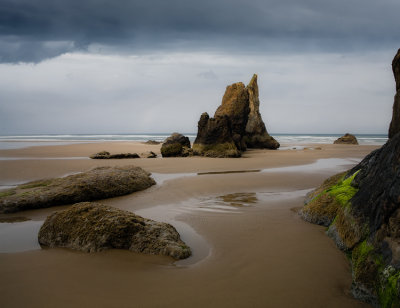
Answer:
xmin=0 ymin=0 xmax=399 ymax=135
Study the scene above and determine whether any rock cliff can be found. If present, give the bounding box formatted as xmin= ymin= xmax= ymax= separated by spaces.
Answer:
xmin=38 ymin=202 xmax=191 ymax=260
xmin=389 ymin=49 xmax=400 ymax=138
xmin=193 ymin=74 xmax=279 ymax=157
xmin=300 ymin=49 xmax=400 ymax=307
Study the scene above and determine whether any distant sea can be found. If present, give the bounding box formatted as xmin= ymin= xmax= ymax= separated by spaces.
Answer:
xmin=0 ymin=133 xmax=388 ymax=150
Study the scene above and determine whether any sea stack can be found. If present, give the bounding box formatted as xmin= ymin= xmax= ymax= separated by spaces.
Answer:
xmin=300 ymin=49 xmax=400 ymax=307
xmin=193 ymin=74 xmax=279 ymax=157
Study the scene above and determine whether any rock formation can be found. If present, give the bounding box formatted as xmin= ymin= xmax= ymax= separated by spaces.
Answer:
xmin=38 ymin=202 xmax=191 ymax=260
xmin=0 ymin=166 xmax=155 ymax=213
xmin=193 ymin=74 xmax=279 ymax=157
xmin=161 ymin=133 xmax=192 ymax=157
xmin=300 ymin=49 xmax=400 ymax=307
xmin=333 ymin=133 xmax=359 ymax=145
xmin=389 ymin=49 xmax=400 ymax=138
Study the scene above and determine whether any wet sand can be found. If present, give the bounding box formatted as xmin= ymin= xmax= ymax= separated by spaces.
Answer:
xmin=0 ymin=142 xmax=378 ymax=307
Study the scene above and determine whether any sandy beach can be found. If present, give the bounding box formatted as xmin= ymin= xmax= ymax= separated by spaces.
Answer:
xmin=0 ymin=141 xmax=379 ymax=307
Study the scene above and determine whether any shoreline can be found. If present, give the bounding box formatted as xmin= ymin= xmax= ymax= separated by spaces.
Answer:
xmin=0 ymin=141 xmax=377 ymax=307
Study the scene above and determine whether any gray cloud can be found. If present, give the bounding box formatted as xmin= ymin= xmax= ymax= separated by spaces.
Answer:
xmin=0 ymin=0 xmax=399 ymax=62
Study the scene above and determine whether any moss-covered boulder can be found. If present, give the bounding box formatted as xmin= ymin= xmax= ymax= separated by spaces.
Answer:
xmin=160 ymin=133 xmax=191 ymax=157
xmin=38 ymin=202 xmax=191 ymax=260
xmin=0 ymin=166 xmax=155 ymax=213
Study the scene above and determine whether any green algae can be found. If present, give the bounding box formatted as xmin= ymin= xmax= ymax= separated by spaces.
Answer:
xmin=326 ymin=170 xmax=360 ymax=207
xmin=379 ymin=267 xmax=400 ymax=308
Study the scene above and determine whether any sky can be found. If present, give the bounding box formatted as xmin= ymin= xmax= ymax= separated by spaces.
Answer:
xmin=0 ymin=0 xmax=399 ymax=135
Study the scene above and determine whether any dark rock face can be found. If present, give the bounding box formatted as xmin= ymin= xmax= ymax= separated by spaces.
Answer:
xmin=193 ymin=74 xmax=279 ymax=157
xmin=161 ymin=133 xmax=191 ymax=157
xmin=38 ymin=202 xmax=191 ymax=260
xmin=90 ymin=151 xmax=140 ymax=159
xmin=0 ymin=166 xmax=155 ymax=213
xmin=389 ymin=49 xmax=400 ymax=139
xmin=333 ymin=133 xmax=359 ymax=145
xmin=301 ymin=49 xmax=400 ymax=307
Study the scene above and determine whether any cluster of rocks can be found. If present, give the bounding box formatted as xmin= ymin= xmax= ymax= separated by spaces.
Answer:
xmin=300 ymin=48 xmax=400 ymax=307
xmin=39 ymin=202 xmax=191 ymax=260
xmin=0 ymin=166 xmax=156 ymax=213
xmin=193 ymin=74 xmax=279 ymax=157
xmin=159 ymin=75 xmax=279 ymax=158
xmin=333 ymin=133 xmax=358 ymax=145
xmin=90 ymin=151 xmax=157 ymax=159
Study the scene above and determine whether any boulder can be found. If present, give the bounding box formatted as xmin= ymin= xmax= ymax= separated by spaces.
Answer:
xmin=0 ymin=166 xmax=155 ymax=213
xmin=389 ymin=49 xmax=400 ymax=139
xmin=161 ymin=133 xmax=191 ymax=157
xmin=333 ymin=133 xmax=359 ymax=145
xmin=38 ymin=202 xmax=191 ymax=260
xmin=193 ymin=74 xmax=279 ymax=157
xmin=300 ymin=49 xmax=400 ymax=307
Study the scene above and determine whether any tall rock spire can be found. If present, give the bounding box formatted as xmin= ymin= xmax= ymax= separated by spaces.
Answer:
xmin=244 ymin=74 xmax=279 ymax=149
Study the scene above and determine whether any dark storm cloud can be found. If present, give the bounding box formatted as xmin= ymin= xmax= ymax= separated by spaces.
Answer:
xmin=0 ymin=0 xmax=399 ymax=62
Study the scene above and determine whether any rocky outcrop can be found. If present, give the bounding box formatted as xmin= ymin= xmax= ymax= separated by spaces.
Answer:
xmin=333 ymin=133 xmax=359 ymax=145
xmin=301 ymin=49 xmax=400 ymax=307
xmin=389 ymin=49 xmax=400 ymax=139
xmin=90 ymin=151 xmax=140 ymax=159
xmin=0 ymin=166 xmax=155 ymax=213
xmin=38 ymin=202 xmax=191 ymax=260
xmin=193 ymin=74 xmax=279 ymax=157
xmin=161 ymin=133 xmax=192 ymax=157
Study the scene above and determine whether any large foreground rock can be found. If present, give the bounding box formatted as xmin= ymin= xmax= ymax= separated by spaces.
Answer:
xmin=38 ymin=202 xmax=191 ymax=260
xmin=333 ymin=133 xmax=359 ymax=145
xmin=193 ymin=74 xmax=279 ymax=157
xmin=0 ymin=166 xmax=155 ymax=213
xmin=161 ymin=133 xmax=191 ymax=157
xmin=301 ymin=49 xmax=400 ymax=307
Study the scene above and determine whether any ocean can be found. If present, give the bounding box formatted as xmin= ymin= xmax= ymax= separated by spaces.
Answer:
xmin=0 ymin=133 xmax=388 ymax=150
